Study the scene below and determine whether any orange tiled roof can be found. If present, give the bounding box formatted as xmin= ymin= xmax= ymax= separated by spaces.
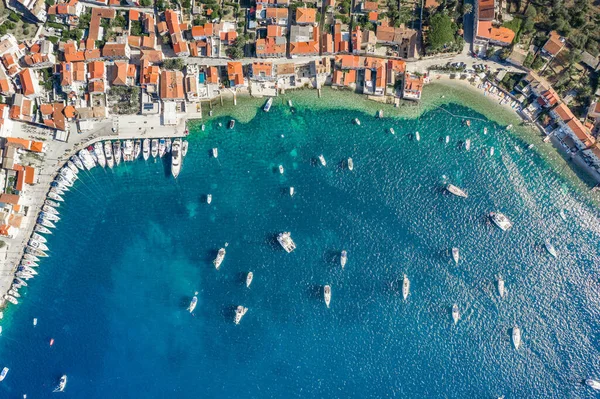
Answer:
xmin=19 ymin=69 xmax=36 ymax=96
xmin=296 ymin=7 xmax=316 ymax=24
xmin=477 ymin=21 xmax=515 ymax=45
xmin=159 ymin=70 xmax=184 ymax=99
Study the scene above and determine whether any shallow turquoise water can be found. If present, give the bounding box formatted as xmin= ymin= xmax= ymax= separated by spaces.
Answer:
xmin=1 ymin=100 xmax=600 ymax=398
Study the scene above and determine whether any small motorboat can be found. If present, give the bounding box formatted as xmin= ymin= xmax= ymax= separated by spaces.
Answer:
xmin=318 ymin=155 xmax=326 ymax=167
xmin=446 ymin=184 xmax=468 ymax=198
xmin=497 ymin=275 xmax=505 ymax=298
xmin=0 ymin=367 xmax=8 ymax=381
xmin=512 ymin=326 xmax=521 ymax=349
xmin=288 ymin=100 xmax=293 ymax=107
xmin=324 ymin=285 xmax=331 ymax=308
xmin=415 ymin=131 xmax=420 ymax=141
xmin=246 ymin=272 xmax=253 ymax=288
xmin=213 ymin=247 xmax=226 ymax=270
xmin=158 ymin=139 xmax=166 ymax=158
xmin=279 ymin=165 xmax=284 ymax=174
xmin=445 ymin=135 xmax=450 ymax=143
xmin=263 ymin=97 xmax=273 ymax=112
xmin=182 ymin=141 xmax=188 ymax=157
xmin=452 ymin=248 xmax=459 ymax=264
xmin=33 ymin=318 xmax=37 ymax=326
xmin=490 ymin=147 xmax=495 ymax=156
xmin=212 ymin=148 xmax=218 ymax=158
xmin=165 ymin=138 xmax=172 ymax=154
xmin=289 ymin=187 xmax=294 ymax=197
xmin=483 ymin=127 xmax=488 ymax=135
xmin=452 ymin=304 xmax=459 ymax=325
xmin=4 ymin=295 xmax=17 ymax=305
xmin=348 ymin=157 xmax=354 ymax=171
xmin=377 ymin=109 xmax=383 ymax=118
xmin=544 ymin=239 xmax=558 ymax=258
xmin=53 ymin=375 xmax=67 ymax=392
xmin=402 ymin=274 xmax=410 ymax=300
xmin=340 ymin=250 xmax=347 ymax=269
xmin=354 ymin=118 xmax=361 ymax=126
xmin=389 ymin=128 xmax=395 ymax=135
xmin=187 ymin=292 xmax=198 ymax=313
xmin=234 ymin=305 xmax=247 ymax=324
xmin=586 ymin=379 xmax=600 ymax=391
xmin=207 ymin=194 xmax=212 ymax=204
xmin=465 ymin=139 xmax=471 ymax=151
xmin=229 ymin=120 xmax=235 ymax=129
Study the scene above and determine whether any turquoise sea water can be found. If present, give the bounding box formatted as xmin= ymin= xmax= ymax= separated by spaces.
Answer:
xmin=1 ymin=97 xmax=600 ymax=398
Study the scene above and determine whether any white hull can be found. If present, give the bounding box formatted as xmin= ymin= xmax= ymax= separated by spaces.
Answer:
xmin=143 ymin=139 xmax=150 ymax=160
xmin=104 ymin=141 xmax=114 ymax=169
xmin=324 ymin=285 xmax=331 ymax=308
xmin=452 ymin=304 xmax=459 ymax=324
xmin=171 ymin=139 xmax=182 ymax=179
xmin=246 ymin=272 xmax=253 ymax=288
xmin=512 ymin=327 xmax=521 ymax=349
xmin=94 ymin=142 xmax=106 ymax=167
xmin=402 ymin=275 xmax=410 ymax=300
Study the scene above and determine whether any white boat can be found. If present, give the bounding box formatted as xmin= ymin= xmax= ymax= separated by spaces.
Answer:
xmin=465 ymin=139 xmax=471 ymax=151
xmin=104 ymin=141 xmax=114 ymax=169
xmin=490 ymin=147 xmax=495 ymax=156
xmin=234 ymin=305 xmax=247 ymax=324
xmin=66 ymin=161 xmax=79 ymax=174
xmin=166 ymin=138 xmax=172 ymax=153
xmin=318 ymin=154 xmax=326 ymax=166
xmin=4 ymin=295 xmax=17 ymax=305
xmin=212 ymin=148 xmax=218 ymax=158
xmin=497 ymin=275 xmax=505 ymax=298
xmin=246 ymin=272 xmax=253 ymax=288
xmin=446 ymin=184 xmax=468 ymax=198
xmin=34 ymin=225 xmax=52 ymax=234
xmin=31 ymin=232 xmax=47 ymax=243
xmin=14 ymin=278 xmax=27 ymax=287
xmin=29 ymin=240 xmax=49 ymax=251
xmin=264 ymin=97 xmax=273 ymax=112
xmin=390 ymin=128 xmax=395 ymax=135
xmin=182 ymin=141 xmax=188 ymax=157
xmin=207 ymin=194 xmax=212 ymax=204
xmin=415 ymin=131 xmax=420 ymax=141
xmin=171 ymin=139 xmax=181 ymax=179
xmin=452 ymin=248 xmax=459 ymax=264
xmin=354 ymin=118 xmax=361 ymax=126
xmin=452 ymin=304 xmax=459 ymax=324
xmin=506 ymin=124 xmax=513 ymax=131
xmin=377 ymin=109 xmax=383 ymax=118
xmin=289 ymin=187 xmax=294 ymax=197
xmin=340 ymin=250 xmax=347 ymax=268
xmin=348 ymin=158 xmax=353 ymax=171
xmin=143 ymin=139 xmax=150 ymax=161
xmin=42 ymin=205 xmax=58 ymax=216
xmin=484 ymin=127 xmax=488 ymax=135
xmin=289 ymin=100 xmax=293 ymax=107
xmin=229 ymin=119 xmax=235 ymax=129
xmin=512 ymin=326 xmax=521 ymax=349
xmin=33 ymin=318 xmax=37 ymax=326
xmin=489 ymin=212 xmax=513 ymax=231
xmin=0 ymin=367 xmax=8 ymax=381
xmin=53 ymin=375 xmax=67 ymax=392
xmin=213 ymin=247 xmax=226 ymax=270
xmin=279 ymin=165 xmax=284 ymax=174
xmin=15 ymin=272 xmax=33 ymax=280
xmin=45 ymin=199 xmax=60 ymax=208
xmin=158 ymin=139 xmax=166 ymax=158
xmin=37 ymin=218 xmax=55 ymax=229
xmin=94 ymin=142 xmax=106 ymax=167
xmin=122 ymin=140 xmax=134 ymax=162
xmin=277 ymin=232 xmax=296 ymax=253
xmin=48 ymin=191 xmax=63 ymax=202
xmin=8 ymin=289 xmax=20 ymax=298
xmin=324 ymin=285 xmax=331 ymax=308
xmin=544 ymin=239 xmax=557 ymax=258
xmin=88 ymin=146 xmax=98 ymax=163
xmin=70 ymin=155 xmax=84 ymax=170
xmin=23 ymin=254 xmax=40 ymax=262
xmin=586 ymin=379 xmax=600 ymax=391
xmin=113 ymin=141 xmax=122 ymax=165
xmin=402 ymin=274 xmax=410 ymax=300
xmin=445 ymin=135 xmax=450 ymax=143
xmin=134 ymin=140 xmax=141 ymax=159
xmin=187 ymin=292 xmax=198 ymax=313
xmin=151 ymin=139 xmax=158 ymax=158
xmin=21 ymin=260 xmax=38 ymax=267
xmin=40 ymin=212 xmax=59 ymax=222
xmin=78 ymin=149 xmax=95 ymax=170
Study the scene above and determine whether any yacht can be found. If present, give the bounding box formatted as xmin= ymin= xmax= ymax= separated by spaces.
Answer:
xmin=29 ymin=240 xmax=49 ymax=251
xmin=94 ymin=142 xmax=106 ymax=167
xmin=187 ymin=292 xmax=198 ymax=313
xmin=340 ymin=250 xmax=347 ymax=268
xmin=42 ymin=205 xmax=58 ymax=215
xmin=143 ymin=139 xmax=150 ymax=160
xmin=37 ymin=217 xmax=55 ymax=229
xmin=544 ymin=239 xmax=558 ymax=258
xmin=324 ymin=285 xmax=331 ymax=308
xmin=48 ymin=191 xmax=64 ymax=202
xmin=45 ymin=199 xmax=60 ymax=208
xmin=122 ymin=140 xmax=134 ymax=162
xmin=151 ymin=139 xmax=159 ymax=158
xmin=512 ymin=326 xmax=521 ymax=349
xmin=452 ymin=304 xmax=459 ymax=324
xmin=277 ymin=232 xmax=296 ymax=253
xmin=0 ymin=367 xmax=8 ymax=381
xmin=318 ymin=154 xmax=326 ymax=166
xmin=279 ymin=165 xmax=284 ymax=174
xmin=450 ymin=247 xmax=459 ymax=264
xmin=446 ymin=184 xmax=468 ymax=198
xmin=246 ymin=272 xmax=253 ymax=288
xmin=348 ymin=158 xmax=354 ymax=171
xmin=465 ymin=139 xmax=471 ymax=151
xmin=497 ymin=275 xmax=505 ymax=298
xmin=87 ymin=146 xmax=98 ymax=163
xmin=415 ymin=131 xmax=421 ymax=141
xmin=207 ymin=194 xmax=212 ymax=204
xmin=234 ymin=305 xmax=247 ymax=324
xmin=171 ymin=139 xmax=181 ymax=179
xmin=586 ymin=379 xmax=600 ymax=391
xmin=4 ymin=295 xmax=17 ymax=305
xmin=26 ymin=246 xmax=48 ymax=257
xmin=158 ymin=139 xmax=166 ymax=158
xmin=354 ymin=118 xmax=361 ymax=126
xmin=14 ymin=278 xmax=27 ymax=287
xmin=104 ymin=141 xmax=114 ymax=169
xmin=213 ymin=247 xmax=226 ymax=270
xmin=8 ymin=289 xmax=19 ymax=298
xmin=377 ymin=109 xmax=383 ymax=118
xmin=212 ymin=148 xmax=218 ymax=158
xmin=21 ymin=260 xmax=37 ymax=267
xmin=66 ymin=161 xmax=79 ymax=174
xmin=50 ymin=185 xmax=65 ymax=195
xmin=402 ymin=274 xmax=410 ymax=300
xmin=23 ymin=254 xmax=40 ymax=262
xmin=264 ymin=97 xmax=273 ymax=112
xmin=289 ymin=187 xmax=294 ymax=197
xmin=182 ymin=141 xmax=188 ymax=157
xmin=40 ymin=212 xmax=59 ymax=222
xmin=31 ymin=233 xmax=47 ymax=243
xmin=113 ymin=140 xmax=122 ymax=165
xmin=34 ymin=225 xmax=52 ymax=234
xmin=229 ymin=119 xmax=235 ymax=129
xmin=165 ymin=138 xmax=172 ymax=154
xmin=53 ymin=375 xmax=67 ymax=392
xmin=15 ymin=272 xmax=33 ymax=280
xmin=134 ymin=140 xmax=141 ymax=159
xmin=389 ymin=128 xmax=395 ymax=135
xmin=78 ymin=149 xmax=95 ymax=170
xmin=70 ymin=155 xmax=84 ymax=170
xmin=19 ymin=265 xmax=37 ymax=275
xmin=489 ymin=212 xmax=513 ymax=231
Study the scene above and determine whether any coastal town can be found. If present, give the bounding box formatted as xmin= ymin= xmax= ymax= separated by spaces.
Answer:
xmin=0 ymin=0 xmax=596 ymax=308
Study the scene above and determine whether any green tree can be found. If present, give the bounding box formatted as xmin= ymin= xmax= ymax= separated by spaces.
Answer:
xmin=463 ymin=3 xmax=472 ymax=15
xmin=427 ymin=13 xmax=456 ymax=53
xmin=140 ymin=0 xmax=152 ymax=6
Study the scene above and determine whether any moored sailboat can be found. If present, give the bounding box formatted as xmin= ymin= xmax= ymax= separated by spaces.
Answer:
xmin=403 ymin=274 xmax=410 ymax=300
xmin=324 ymin=285 xmax=331 ymax=308
xmin=104 ymin=141 xmax=114 ymax=168
xmin=512 ymin=326 xmax=521 ymax=349
xmin=452 ymin=248 xmax=459 ymax=264
xmin=113 ymin=140 xmax=122 ymax=165
xmin=151 ymin=139 xmax=158 ymax=158
xmin=187 ymin=292 xmax=198 ymax=313
xmin=246 ymin=272 xmax=253 ymax=288
xmin=348 ymin=157 xmax=353 ymax=171
xmin=446 ymin=184 xmax=468 ymax=198
xmin=94 ymin=142 xmax=106 ymax=167
xmin=143 ymin=138 xmax=150 ymax=160
xmin=53 ymin=375 xmax=67 ymax=392
xmin=340 ymin=250 xmax=347 ymax=269
xmin=234 ymin=305 xmax=247 ymax=324
xmin=213 ymin=246 xmax=226 ymax=270
xmin=452 ymin=304 xmax=460 ymax=324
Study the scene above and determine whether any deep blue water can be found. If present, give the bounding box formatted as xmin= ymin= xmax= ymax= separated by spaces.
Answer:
xmin=2 ymin=100 xmax=600 ymax=398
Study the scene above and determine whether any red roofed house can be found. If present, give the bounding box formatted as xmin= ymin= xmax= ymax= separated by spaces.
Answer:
xmin=403 ymin=73 xmax=424 ymax=101
xmin=295 ymin=7 xmax=316 ymax=25
xmin=541 ymin=31 xmax=565 ymax=59
xmin=256 ymin=25 xmax=287 ymax=58
xmin=476 ymin=20 xmax=515 ymax=46
xmin=351 ymin=26 xmax=362 ymax=54
xmin=227 ymin=61 xmax=245 ymax=87
xmin=102 ymin=42 xmax=131 ymax=60
xmin=251 ymin=62 xmax=273 ymax=81
xmin=18 ymin=68 xmax=41 ymax=98
xmin=159 ymin=70 xmax=184 ymax=100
